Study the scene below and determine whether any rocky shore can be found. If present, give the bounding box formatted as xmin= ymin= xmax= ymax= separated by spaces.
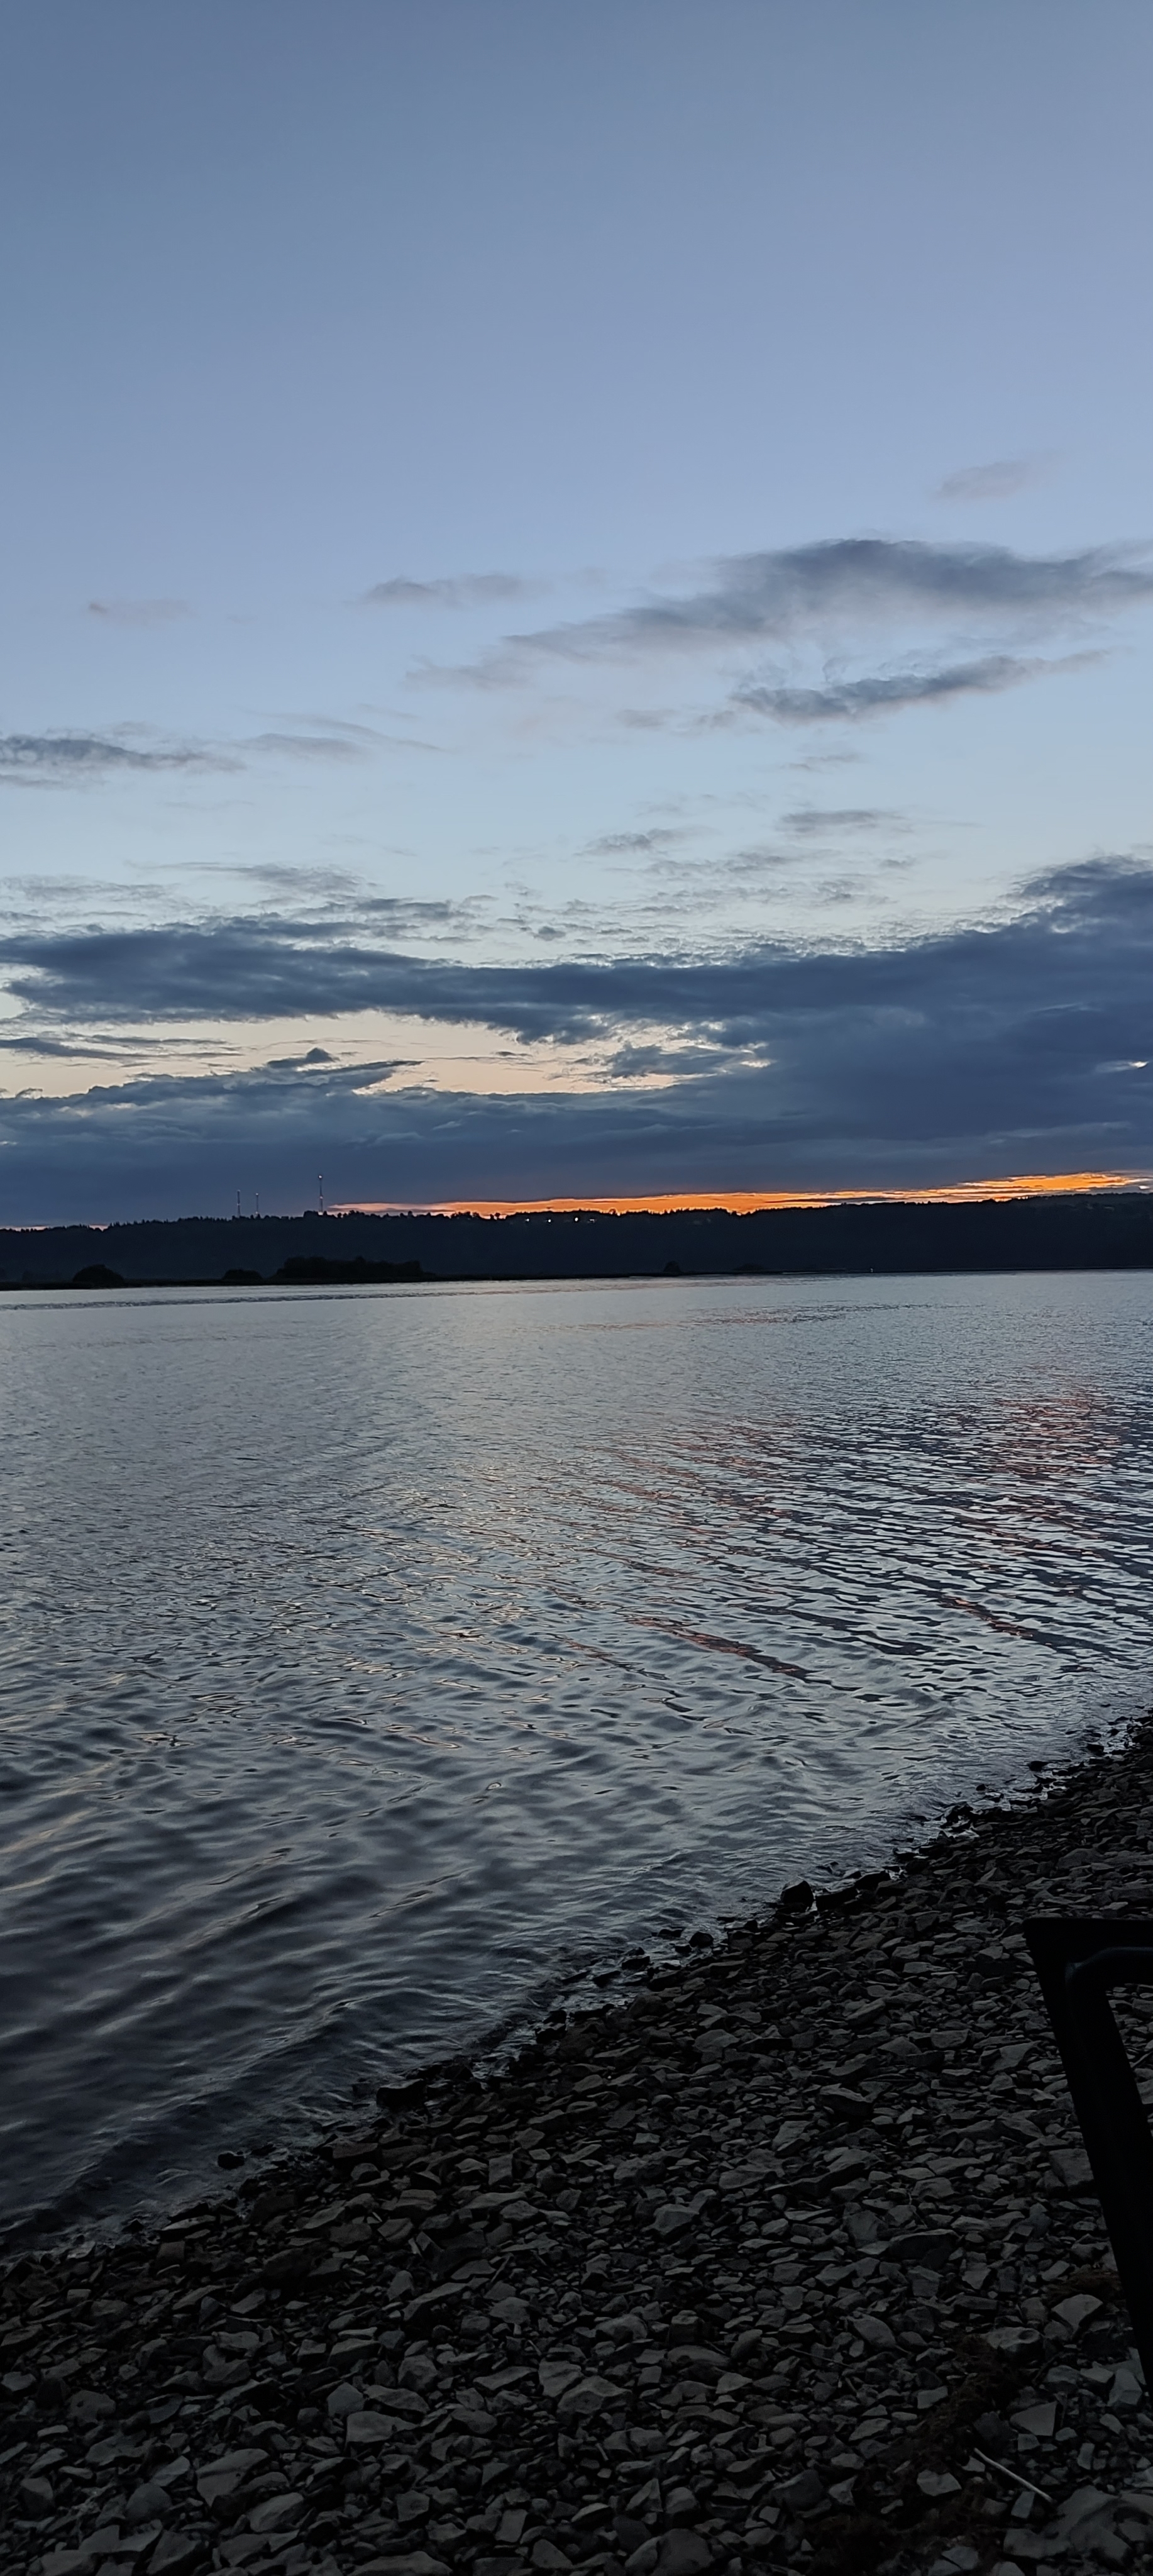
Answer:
xmin=7 ymin=1723 xmax=1153 ymax=2576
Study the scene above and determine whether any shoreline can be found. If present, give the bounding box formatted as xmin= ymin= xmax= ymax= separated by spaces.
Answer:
xmin=6 ymin=1721 xmax=1153 ymax=2576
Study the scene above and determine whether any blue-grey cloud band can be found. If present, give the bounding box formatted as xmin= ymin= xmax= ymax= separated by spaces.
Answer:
xmin=362 ymin=572 xmax=543 ymax=609
xmin=0 ymin=733 xmax=224 ymax=782
xmin=732 ymin=653 xmax=1069 ymax=721
xmin=463 ymin=538 xmax=1153 ymax=673
xmin=0 ymin=725 xmax=438 ymax=787
xmin=1 ymin=859 xmax=1150 ymax=1219
xmin=933 ymin=460 xmax=1045 ymax=505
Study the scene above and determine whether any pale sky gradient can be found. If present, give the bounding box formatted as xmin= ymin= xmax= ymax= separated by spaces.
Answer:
xmin=1 ymin=1 xmax=1151 ymax=1220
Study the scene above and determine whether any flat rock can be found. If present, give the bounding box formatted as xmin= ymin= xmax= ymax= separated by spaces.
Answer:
xmin=888 ymin=2228 xmax=957 ymax=2267
xmin=851 ymin=2311 xmax=896 ymax=2350
xmin=146 ymin=2538 xmax=206 ymax=2575
xmin=985 ymin=2324 xmax=1039 ymax=2354
xmin=346 ymin=2408 xmax=409 ymax=2447
xmin=1049 ymin=2145 xmax=1095 ymax=2192
xmin=654 ymin=2536 xmax=712 ymax=2576
xmin=196 ymin=2448 xmax=267 ymax=2505
xmin=247 ymin=2489 xmax=303 ymax=2532
xmin=326 ymin=2376 xmax=364 ymax=2416
xmin=358 ymin=2557 xmax=450 ymax=2576
xmin=1053 ymin=2290 xmax=1102 ymax=2331
xmin=778 ymin=2467 xmax=825 ymax=2514
xmin=539 ymin=2359 xmax=582 ymax=2399
xmin=556 ymin=2372 xmax=620 ymax=2420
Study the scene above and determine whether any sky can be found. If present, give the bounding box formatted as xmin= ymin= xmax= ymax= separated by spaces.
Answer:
xmin=1 ymin=0 xmax=1152 ymax=1223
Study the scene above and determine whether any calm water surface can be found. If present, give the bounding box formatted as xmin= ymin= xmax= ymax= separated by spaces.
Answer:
xmin=2 ymin=1270 xmax=1151 ymax=2231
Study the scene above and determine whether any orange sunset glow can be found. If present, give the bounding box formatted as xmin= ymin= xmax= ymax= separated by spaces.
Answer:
xmin=336 ymin=1169 xmax=1152 ymax=1219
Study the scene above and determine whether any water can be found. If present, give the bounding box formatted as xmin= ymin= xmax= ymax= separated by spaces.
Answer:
xmin=1 ymin=1269 xmax=1151 ymax=2235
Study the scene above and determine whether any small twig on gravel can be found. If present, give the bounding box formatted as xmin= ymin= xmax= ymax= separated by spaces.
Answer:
xmin=968 ymin=2445 xmax=1053 ymax=2502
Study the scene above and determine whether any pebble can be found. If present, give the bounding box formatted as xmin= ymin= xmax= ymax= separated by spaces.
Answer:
xmin=7 ymin=1727 xmax=1153 ymax=2576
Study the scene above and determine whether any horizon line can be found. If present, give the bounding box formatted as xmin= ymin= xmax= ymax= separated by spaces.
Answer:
xmin=333 ymin=1169 xmax=1153 ymax=1219
xmin=6 ymin=1167 xmax=1152 ymax=1233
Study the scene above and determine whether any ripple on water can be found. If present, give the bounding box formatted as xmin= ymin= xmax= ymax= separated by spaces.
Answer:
xmin=1 ymin=1268 xmax=1150 ymax=2227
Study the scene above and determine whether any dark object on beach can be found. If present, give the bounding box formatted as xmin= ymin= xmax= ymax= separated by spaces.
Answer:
xmin=273 ymin=1255 xmax=426 ymax=1285
xmin=1027 ymin=1916 xmax=1153 ymax=2397
xmin=221 ymin=1268 xmax=264 ymax=1285
xmin=70 ymin=1263 xmax=124 ymax=1289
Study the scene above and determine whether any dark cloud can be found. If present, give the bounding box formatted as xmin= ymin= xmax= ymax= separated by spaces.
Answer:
xmin=362 ymin=572 xmax=541 ymax=609
xmin=0 ymin=733 xmax=224 ymax=784
xmin=934 ymin=459 xmax=1044 ymax=504
xmin=1 ymin=858 xmax=1151 ymax=1221
xmin=470 ymin=539 xmax=1153 ymax=672
xmin=0 ymin=1031 xmax=136 ymax=1060
xmin=734 ymin=653 xmax=1060 ymax=722
xmin=779 ymin=808 xmax=903 ymax=836
xmin=87 ymin=599 xmax=190 ymax=626
xmin=2 ymin=860 xmax=1150 ymax=1057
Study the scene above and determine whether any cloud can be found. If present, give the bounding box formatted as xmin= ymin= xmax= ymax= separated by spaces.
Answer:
xmin=243 ymin=731 xmax=368 ymax=762
xmin=778 ymin=808 xmax=903 ymax=836
xmin=2 ymin=858 xmax=1152 ymax=1222
xmin=934 ymin=458 xmax=1046 ymax=504
xmin=463 ymin=538 xmax=1153 ymax=675
xmin=0 ymin=720 xmax=439 ymax=789
xmin=0 ymin=1031 xmax=139 ymax=1060
xmin=733 ymin=652 xmax=1074 ymax=723
xmin=87 ymin=599 xmax=190 ymax=626
xmin=0 ymin=732 xmax=224 ymax=785
xmin=3 ymin=857 xmax=1153 ymax=1221
xmin=361 ymin=572 xmax=542 ymax=609
xmin=583 ymin=829 xmax=685 ymax=857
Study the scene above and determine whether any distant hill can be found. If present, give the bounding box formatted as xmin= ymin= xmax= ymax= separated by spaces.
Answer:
xmin=3 ymin=1190 xmax=1153 ymax=1285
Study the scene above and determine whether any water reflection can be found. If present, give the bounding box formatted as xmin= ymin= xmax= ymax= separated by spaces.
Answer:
xmin=0 ymin=1270 xmax=1150 ymax=2231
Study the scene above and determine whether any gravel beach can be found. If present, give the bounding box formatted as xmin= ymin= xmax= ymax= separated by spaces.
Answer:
xmin=7 ymin=1721 xmax=1153 ymax=2576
